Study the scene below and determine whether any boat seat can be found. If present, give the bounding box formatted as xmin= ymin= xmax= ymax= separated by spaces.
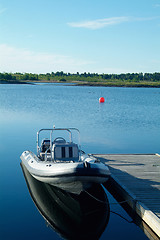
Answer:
xmin=52 ymin=142 xmax=79 ymax=161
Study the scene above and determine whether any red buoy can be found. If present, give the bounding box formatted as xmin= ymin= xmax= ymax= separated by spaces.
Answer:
xmin=99 ymin=97 xmax=105 ymax=103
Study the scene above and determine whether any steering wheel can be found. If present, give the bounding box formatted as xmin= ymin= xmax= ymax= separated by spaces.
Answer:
xmin=53 ymin=137 xmax=66 ymax=143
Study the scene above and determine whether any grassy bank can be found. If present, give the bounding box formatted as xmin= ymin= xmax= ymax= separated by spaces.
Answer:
xmin=76 ymin=80 xmax=160 ymax=88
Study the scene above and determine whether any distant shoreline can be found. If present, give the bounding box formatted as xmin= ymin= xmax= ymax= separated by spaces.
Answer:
xmin=1 ymin=71 xmax=160 ymax=88
xmin=1 ymin=79 xmax=160 ymax=88
xmin=0 ymin=80 xmax=34 ymax=84
xmin=75 ymin=81 xmax=160 ymax=88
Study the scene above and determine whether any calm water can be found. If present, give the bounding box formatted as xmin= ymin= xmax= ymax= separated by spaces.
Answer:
xmin=0 ymin=83 xmax=160 ymax=239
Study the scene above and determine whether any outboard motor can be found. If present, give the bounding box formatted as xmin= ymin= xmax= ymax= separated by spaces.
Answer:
xmin=41 ymin=139 xmax=50 ymax=152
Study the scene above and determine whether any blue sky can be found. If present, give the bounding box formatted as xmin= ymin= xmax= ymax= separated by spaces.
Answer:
xmin=0 ymin=0 xmax=160 ymax=74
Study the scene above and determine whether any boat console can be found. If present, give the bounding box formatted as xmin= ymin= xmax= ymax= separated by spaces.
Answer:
xmin=37 ymin=128 xmax=80 ymax=162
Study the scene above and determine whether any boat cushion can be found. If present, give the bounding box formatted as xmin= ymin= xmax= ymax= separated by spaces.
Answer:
xmin=52 ymin=142 xmax=79 ymax=161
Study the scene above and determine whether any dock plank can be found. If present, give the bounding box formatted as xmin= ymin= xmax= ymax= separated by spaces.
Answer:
xmin=94 ymin=154 xmax=160 ymax=238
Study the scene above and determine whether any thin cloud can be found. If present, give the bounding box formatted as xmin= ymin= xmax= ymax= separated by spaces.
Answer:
xmin=68 ymin=17 xmax=129 ymax=30
xmin=68 ymin=16 xmax=160 ymax=30
xmin=0 ymin=44 xmax=93 ymax=73
xmin=131 ymin=16 xmax=160 ymax=21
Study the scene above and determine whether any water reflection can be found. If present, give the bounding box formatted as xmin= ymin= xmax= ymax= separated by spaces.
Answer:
xmin=21 ymin=162 xmax=110 ymax=240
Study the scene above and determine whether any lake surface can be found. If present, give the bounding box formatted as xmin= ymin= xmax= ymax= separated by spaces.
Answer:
xmin=0 ymin=83 xmax=160 ymax=239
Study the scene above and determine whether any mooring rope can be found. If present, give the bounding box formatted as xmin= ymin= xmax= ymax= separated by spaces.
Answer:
xmin=84 ymin=189 xmax=133 ymax=224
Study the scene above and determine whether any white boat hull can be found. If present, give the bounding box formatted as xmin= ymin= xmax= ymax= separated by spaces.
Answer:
xmin=20 ymin=150 xmax=110 ymax=194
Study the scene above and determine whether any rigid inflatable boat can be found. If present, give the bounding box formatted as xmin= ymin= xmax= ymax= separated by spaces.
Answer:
xmin=20 ymin=127 xmax=110 ymax=194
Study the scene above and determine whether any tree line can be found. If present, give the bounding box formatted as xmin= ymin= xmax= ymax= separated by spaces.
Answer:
xmin=0 ymin=72 xmax=38 ymax=81
xmin=0 ymin=71 xmax=160 ymax=82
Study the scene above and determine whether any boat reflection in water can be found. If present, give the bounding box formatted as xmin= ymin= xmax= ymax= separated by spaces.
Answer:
xmin=21 ymin=162 xmax=110 ymax=240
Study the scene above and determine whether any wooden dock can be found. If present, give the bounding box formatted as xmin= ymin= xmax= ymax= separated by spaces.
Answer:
xmin=94 ymin=154 xmax=160 ymax=239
